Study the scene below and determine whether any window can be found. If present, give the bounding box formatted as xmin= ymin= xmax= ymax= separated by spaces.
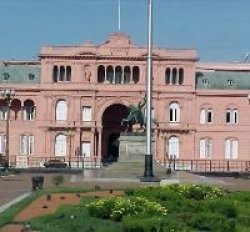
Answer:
xmin=225 ymin=139 xmax=238 ymax=159
xmin=168 ymin=136 xmax=179 ymax=159
xmin=169 ymin=102 xmax=180 ymax=123
xmin=23 ymin=106 xmax=35 ymax=120
xmin=200 ymin=108 xmax=213 ymax=124
xmin=0 ymin=134 xmax=6 ymax=155
xmin=28 ymin=73 xmax=35 ymax=80
xmin=81 ymin=141 xmax=91 ymax=157
xmin=3 ymin=73 xmax=10 ymax=81
xmin=20 ymin=135 xmax=34 ymax=155
xmin=0 ymin=106 xmax=8 ymax=120
xmin=97 ymin=65 xmax=105 ymax=83
xmin=82 ymin=106 xmax=92 ymax=121
xmin=165 ymin=67 xmax=184 ymax=85
xmin=165 ymin=68 xmax=171 ymax=85
xmin=55 ymin=134 xmax=67 ymax=156
xmin=56 ymin=100 xmax=68 ymax=121
xmin=202 ymin=79 xmax=209 ymax=86
xmin=226 ymin=109 xmax=238 ymax=124
xmin=227 ymin=80 xmax=234 ymax=86
xmin=179 ymin=68 xmax=184 ymax=85
xmin=23 ymin=100 xmax=36 ymax=121
xmin=200 ymin=138 xmax=212 ymax=159
xmin=53 ymin=65 xmax=71 ymax=82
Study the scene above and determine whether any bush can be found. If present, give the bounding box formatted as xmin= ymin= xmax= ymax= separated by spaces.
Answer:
xmin=87 ymin=196 xmax=167 ymax=222
xmin=123 ymin=216 xmax=191 ymax=232
xmin=207 ymin=200 xmax=237 ymax=218
xmin=52 ymin=175 xmax=64 ymax=186
xmin=189 ymin=213 xmax=236 ymax=231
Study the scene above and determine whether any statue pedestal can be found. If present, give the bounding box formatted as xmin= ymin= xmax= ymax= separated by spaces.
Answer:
xmin=119 ymin=133 xmax=154 ymax=162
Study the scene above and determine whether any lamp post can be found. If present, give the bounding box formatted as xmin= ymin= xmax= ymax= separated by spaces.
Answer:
xmin=67 ymin=128 xmax=75 ymax=169
xmin=0 ymin=89 xmax=15 ymax=171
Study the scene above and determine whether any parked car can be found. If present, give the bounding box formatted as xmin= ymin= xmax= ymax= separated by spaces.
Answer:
xmin=44 ymin=160 xmax=67 ymax=168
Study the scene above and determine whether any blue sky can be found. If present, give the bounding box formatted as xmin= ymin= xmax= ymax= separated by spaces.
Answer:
xmin=0 ymin=0 xmax=249 ymax=61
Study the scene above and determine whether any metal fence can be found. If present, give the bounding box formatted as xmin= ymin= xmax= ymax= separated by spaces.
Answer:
xmin=9 ymin=156 xmax=102 ymax=169
xmin=166 ymin=159 xmax=250 ymax=172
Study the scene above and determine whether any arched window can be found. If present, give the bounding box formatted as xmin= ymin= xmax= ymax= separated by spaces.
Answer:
xmin=56 ymin=100 xmax=68 ymax=121
xmin=168 ymin=136 xmax=179 ymax=159
xmin=53 ymin=66 xmax=58 ymax=82
xmin=115 ymin=66 xmax=122 ymax=84
xmin=97 ymin=65 xmax=105 ymax=83
xmin=172 ymin=68 xmax=177 ymax=85
xmin=59 ymin=66 xmax=65 ymax=81
xmin=23 ymin=100 xmax=36 ymax=121
xmin=200 ymin=138 xmax=212 ymax=159
xmin=179 ymin=68 xmax=184 ymax=85
xmin=107 ymin=66 xmax=114 ymax=83
xmin=55 ymin=134 xmax=67 ymax=157
xmin=165 ymin=68 xmax=171 ymax=85
xmin=124 ymin=66 xmax=131 ymax=83
xmin=133 ymin=66 xmax=140 ymax=83
xmin=66 ymin=66 xmax=71 ymax=81
xmin=225 ymin=139 xmax=238 ymax=159
xmin=169 ymin=102 xmax=180 ymax=123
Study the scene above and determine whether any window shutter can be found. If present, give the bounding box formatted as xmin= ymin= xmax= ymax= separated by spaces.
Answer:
xmin=82 ymin=106 xmax=92 ymax=121
xmin=232 ymin=140 xmax=238 ymax=159
xmin=56 ymin=101 xmax=67 ymax=121
xmin=81 ymin=142 xmax=91 ymax=157
xmin=20 ymin=135 xmax=28 ymax=155
xmin=200 ymin=109 xmax=206 ymax=124
xmin=225 ymin=140 xmax=231 ymax=159
xmin=207 ymin=140 xmax=212 ymax=159
xmin=200 ymin=139 xmax=206 ymax=159
xmin=0 ymin=135 xmax=3 ymax=154
xmin=28 ymin=135 xmax=34 ymax=155
xmin=233 ymin=110 xmax=238 ymax=124
xmin=176 ymin=107 xmax=180 ymax=122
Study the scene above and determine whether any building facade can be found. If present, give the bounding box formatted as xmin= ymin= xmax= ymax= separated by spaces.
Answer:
xmin=0 ymin=33 xmax=250 ymax=170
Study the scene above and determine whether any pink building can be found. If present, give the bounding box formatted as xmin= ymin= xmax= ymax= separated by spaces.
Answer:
xmin=0 ymin=33 xmax=249 ymax=170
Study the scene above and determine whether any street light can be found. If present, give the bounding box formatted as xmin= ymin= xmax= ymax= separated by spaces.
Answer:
xmin=0 ymin=89 xmax=15 ymax=171
xmin=67 ymin=128 xmax=75 ymax=169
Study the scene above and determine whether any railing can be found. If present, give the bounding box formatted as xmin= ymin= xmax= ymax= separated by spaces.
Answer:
xmin=165 ymin=159 xmax=250 ymax=172
xmin=9 ymin=156 xmax=102 ymax=169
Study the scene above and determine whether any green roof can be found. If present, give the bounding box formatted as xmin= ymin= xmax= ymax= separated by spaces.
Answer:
xmin=0 ymin=63 xmax=40 ymax=84
xmin=196 ymin=71 xmax=250 ymax=90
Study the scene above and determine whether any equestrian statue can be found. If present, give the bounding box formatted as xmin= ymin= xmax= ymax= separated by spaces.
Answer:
xmin=121 ymin=96 xmax=146 ymax=132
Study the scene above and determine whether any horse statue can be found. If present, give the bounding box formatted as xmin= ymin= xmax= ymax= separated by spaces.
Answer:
xmin=121 ymin=96 xmax=146 ymax=132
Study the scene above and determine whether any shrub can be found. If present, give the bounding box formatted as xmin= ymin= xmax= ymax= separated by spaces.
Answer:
xmin=207 ymin=200 xmax=237 ymax=218
xmin=123 ymin=216 xmax=191 ymax=232
xmin=87 ymin=196 xmax=167 ymax=222
xmin=52 ymin=175 xmax=64 ymax=186
xmin=189 ymin=213 xmax=236 ymax=231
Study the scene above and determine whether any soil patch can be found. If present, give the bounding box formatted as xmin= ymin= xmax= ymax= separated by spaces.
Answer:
xmin=15 ymin=191 xmax=123 ymax=222
xmin=0 ymin=191 xmax=123 ymax=232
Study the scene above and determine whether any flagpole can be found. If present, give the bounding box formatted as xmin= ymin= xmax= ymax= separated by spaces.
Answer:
xmin=118 ymin=0 xmax=121 ymax=31
xmin=141 ymin=0 xmax=159 ymax=182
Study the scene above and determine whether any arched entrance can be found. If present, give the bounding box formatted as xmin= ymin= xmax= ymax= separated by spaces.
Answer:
xmin=102 ymin=104 xmax=128 ymax=162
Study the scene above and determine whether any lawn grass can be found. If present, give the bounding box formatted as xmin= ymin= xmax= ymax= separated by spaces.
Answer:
xmin=1 ymin=184 xmax=250 ymax=232
xmin=0 ymin=191 xmax=42 ymax=228
xmin=29 ymin=197 xmax=123 ymax=232
xmin=0 ymin=186 xmax=86 ymax=228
